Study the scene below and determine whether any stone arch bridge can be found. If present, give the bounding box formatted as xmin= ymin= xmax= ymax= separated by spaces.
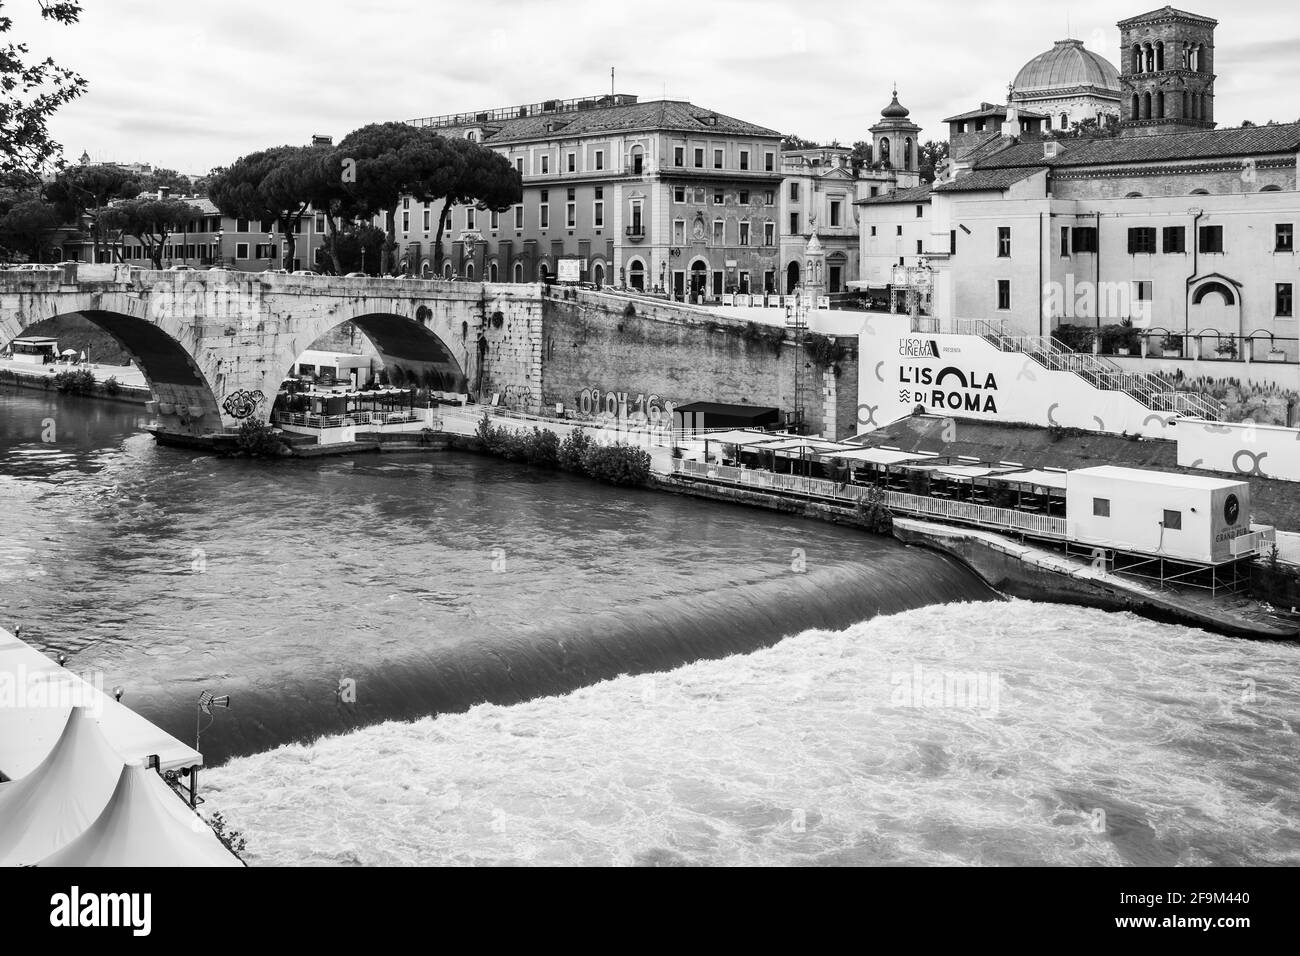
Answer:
xmin=0 ymin=264 xmax=544 ymax=441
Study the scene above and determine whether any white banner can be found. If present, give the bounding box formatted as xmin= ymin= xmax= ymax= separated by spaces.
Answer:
xmin=857 ymin=315 xmax=1179 ymax=439
xmin=1176 ymin=419 xmax=1300 ymax=483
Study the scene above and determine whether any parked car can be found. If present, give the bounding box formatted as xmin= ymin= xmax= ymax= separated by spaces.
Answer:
xmin=262 ymin=268 xmax=290 ymax=275
xmin=15 ymin=263 xmax=58 ymax=271
xmin=290 ymin=270 xmax=316 ymax=276
xmin=343 ymin=272 xmax=368 ymax=278
xmin=166 ymin=264 xmax=195 ymax=271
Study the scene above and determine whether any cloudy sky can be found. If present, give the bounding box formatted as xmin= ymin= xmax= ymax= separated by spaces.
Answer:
xmin=28 ymin=0 xmax=1300 ymax=175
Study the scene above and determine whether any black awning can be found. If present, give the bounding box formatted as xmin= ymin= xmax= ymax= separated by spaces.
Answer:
xmin=674 ymin=402 xmax=781 ymax=430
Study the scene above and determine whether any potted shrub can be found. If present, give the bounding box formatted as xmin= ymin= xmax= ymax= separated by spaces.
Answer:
xmin=1161 ymin=334 xmax=1183 ymax=358
xmin=1268 ymin=346 xmax=1287 ymax=362
xmin=1215 ymin=338 xmax=1239 ymax=360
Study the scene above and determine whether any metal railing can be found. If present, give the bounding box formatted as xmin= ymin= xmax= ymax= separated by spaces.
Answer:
xmin=671 ymin=458 xmax=1068 ymax=539
xmin=273 ymin=410 xmax=429 ymax=429
xmin=950 ymin=317 xmax=1222 ymax=420
xmin=1231 ymin=528 xmax=1276 ymax=558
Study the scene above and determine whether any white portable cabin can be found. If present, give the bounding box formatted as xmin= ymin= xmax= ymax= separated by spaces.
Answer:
xmin=1065 ymin=466 xmax=1251 ymax=565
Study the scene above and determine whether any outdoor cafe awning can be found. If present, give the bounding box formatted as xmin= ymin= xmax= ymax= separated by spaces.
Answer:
xmin=990 ymin=468 xmax=1070 ymax=491
xmin=816 ymin=447 xmax=939 ymax=465
xmin=760 ymin=437 xmax=858 ymax=454
xmin=696 ymin=429 xmax=785 ymax=446
xmin=930 ymin=464 xmax=1020 ymax=481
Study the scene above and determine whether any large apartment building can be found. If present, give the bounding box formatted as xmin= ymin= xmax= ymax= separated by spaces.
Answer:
xmin=398 ymin=93 xmax=785 ymax=297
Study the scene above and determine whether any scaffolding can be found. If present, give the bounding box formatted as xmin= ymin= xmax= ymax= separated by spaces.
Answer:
xmin=1065 ymin=542 xmax=1253 ymax=595
xmin=785 ymin=293 xmax=810 ymax=433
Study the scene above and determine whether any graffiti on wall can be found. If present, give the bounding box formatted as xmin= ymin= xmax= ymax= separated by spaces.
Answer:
xmin=575 ymin=386 xmax=677 ymax=424
xmin=502 ymin=384 xmax=533 ymax=411
xmin=222 ymin=389 xmax=266 ymax=419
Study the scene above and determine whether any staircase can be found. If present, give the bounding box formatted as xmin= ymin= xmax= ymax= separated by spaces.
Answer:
xmin=952 ymin=318 xmax=1223 ymax=421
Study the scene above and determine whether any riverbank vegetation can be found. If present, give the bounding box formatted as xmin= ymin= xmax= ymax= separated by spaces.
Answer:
xmin=475 ymin=413 xmax=651 ymax=486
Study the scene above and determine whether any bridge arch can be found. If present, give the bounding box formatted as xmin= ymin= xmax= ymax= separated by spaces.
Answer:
xmin=0 ymin=269 xmax=546 ymax=440
xmin=1 ymin=297 xmax=226 ymax=439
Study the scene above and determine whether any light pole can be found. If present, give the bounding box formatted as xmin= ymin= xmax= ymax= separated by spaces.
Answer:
xmin=214 ymin=229 xmax=223 ymax=268
xmin=266 ymin=231 xmax=275 ymax=272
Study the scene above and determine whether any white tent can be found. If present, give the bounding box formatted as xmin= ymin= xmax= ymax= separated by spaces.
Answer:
xmin=38 ymin=762 xmax=244 ymax=868
xmin=0 ymin=626 xmax=202 ymax=780
xmin=0 ymin=706 xmax=123 ymax=867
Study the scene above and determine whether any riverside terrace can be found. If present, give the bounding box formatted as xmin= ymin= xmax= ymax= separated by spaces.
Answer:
xmin=669 ymin=429 xmax=1274 ymax=595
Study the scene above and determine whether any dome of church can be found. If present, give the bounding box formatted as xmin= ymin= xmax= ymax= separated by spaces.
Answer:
xmin=1013 ymin=39 xmax=1119 ymax=94
xmin=880 ymin=88 xmax=910 ymax=118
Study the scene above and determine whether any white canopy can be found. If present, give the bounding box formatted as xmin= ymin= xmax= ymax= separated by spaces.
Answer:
xmin=0 ymin=707 xmax=123 ymax=867
xmin=760 ymin=437 xmax=856 ymax=453
xmin=993 ymin=468 xmax=1070 ymax=491
xmin=695 ymin=429 xmax=784 ymax=446
xmin=0 ymin=626 xmax=202 ymax=779
xmin=816 ymin=447 xmax=939 ymax=465
xmin=932 ymin=464 xmax=1019 ymax=481
xmin=38 ymin=762 xmax=244 ymax=868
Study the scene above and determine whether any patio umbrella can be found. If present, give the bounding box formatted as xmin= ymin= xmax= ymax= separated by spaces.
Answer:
xmin=60 ymin=349 xmax=77 ymax=357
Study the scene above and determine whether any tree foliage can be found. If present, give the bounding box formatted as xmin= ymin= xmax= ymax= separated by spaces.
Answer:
xmin=0 ymin=1 xmax=86 ymax=176
xmin=428 ymin=134 xmax=520 ymax=275
xmin=136 ymin=167 xmax=193 ymax=193
xmin=1043 ymin=114 xmax=1120 ymax=141
xmin=0 ymin=194 xmax=60 ymax=259
xmin=99 ymin=196 xmax=203 ymax=268
xmin=207 ymin=145 xmax=335 ymax=269
xmin=917 ymin=140 xmax=950 ymax=183
xmin=781 ymin=133 xmax=819 ymax=150
xmin=45 ymin=163 xmax=140 ymax=260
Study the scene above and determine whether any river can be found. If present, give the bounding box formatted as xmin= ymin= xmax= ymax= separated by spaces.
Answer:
xmin=3 ymin=384 xmax=1298 ymax=865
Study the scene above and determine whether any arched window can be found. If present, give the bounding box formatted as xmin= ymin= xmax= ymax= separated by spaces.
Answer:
xmin=904 ymin=137 xmax=913 ymax=170
xmin=538 ymin=262 xmax=549 ymax=281
xmin=1132 ymin=45 xmax=1142 ymax=72
xmin=630 ymin=145 xmax=644 ymax=175
xmin=1060 ymin=112 xmax=1069 ymax=130
xmin=1193 ymin=281 xmax=1236 ymax=306
xmin=442 ymin=262 xmax=453 ymax=279
xmin=628 ymin=259 xmax=645 ymax=291
xmin=488 ymin=261 xmax=498 ymax=282
xmin=466 ymin=131 xmax=476 ymax=142
xmin=465 ymin=261 xmax=474 ymax=280
xmin=1156 ymin=41 xmax=1165 ymax=71
xmin=878 ymin=137 xmax=890 ymax=167
xmin=1260 ymin=185 xmax=1282 ymax=192
xmin=1131 ymin=94 xmax=1140 ymax=120
xmin=1183 ymin=90 xmax=1191 ymax=118
xmin=1155 ymin=91 xmax=1165 ymax=119
xmin=513 ymin=261 xmax=523 ymax=283
xmin=1190 ymin=188 xmax=1209 ymax=195
xmin=593 ymin=263 xmax=604 ymax=288
xmin=1125 ymin=192 xmax=1143 ymax=198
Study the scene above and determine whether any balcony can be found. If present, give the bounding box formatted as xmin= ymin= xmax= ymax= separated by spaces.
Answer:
xmin=625 ymin=225 xmax=645 ymax=242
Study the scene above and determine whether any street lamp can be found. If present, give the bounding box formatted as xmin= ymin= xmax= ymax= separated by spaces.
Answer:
xmin=266 ymin=232 xmax=275 ymax=272
xmin=214 ymin=229 xmax=223 ymax=268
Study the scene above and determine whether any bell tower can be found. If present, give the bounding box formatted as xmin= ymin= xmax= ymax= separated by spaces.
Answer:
xmin=869 ymin=87 xmax=923 ymax=188
xmin=1118 ymin=6 xmax=1217 ymax=136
